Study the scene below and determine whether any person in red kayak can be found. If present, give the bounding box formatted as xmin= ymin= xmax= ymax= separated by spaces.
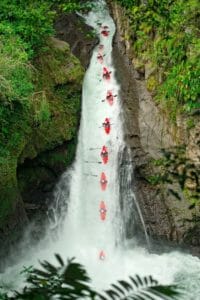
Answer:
xmin=101 ymin=30 xmax=109 ymax=37
xmin=101 ymin=25 xmax=109 ymax=37
xmin=99 ymin=201 xmax=107 ymax=220
xmin=101 ymin=146 xmax=108 ymax=158
xmin=101 ymin=146 xmax=108 ymax=164
xmin=100 ymin=172 xmax=108 ymax=191
xmin=106 ymin=90 xmax=117 ymax=105
xmin=100 ymin=177 xmax=107 ymax=185
xmin=103 ymin=67 xmax=111 ymax=80
xmin=102 ymin=118 xmax=111 ymax=134
xmin=99 ymin=250 xmax=106 ymax=260
xmin=97 ymin=53 xmax=105 ymax=64
xmin=103 ymin=118 xmax=110 ymax=128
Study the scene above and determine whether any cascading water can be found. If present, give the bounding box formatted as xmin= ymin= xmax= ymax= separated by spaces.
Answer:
xmin=1 ymin=1 xmax=200 ymax=298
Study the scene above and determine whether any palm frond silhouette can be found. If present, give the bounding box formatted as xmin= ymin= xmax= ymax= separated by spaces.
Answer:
xmin=9 ymin=254 xmax=181 ymax=300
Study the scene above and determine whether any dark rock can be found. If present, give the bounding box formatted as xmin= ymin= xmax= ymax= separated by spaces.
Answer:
xmin=54 ymin=13 xmax=98 ymax=69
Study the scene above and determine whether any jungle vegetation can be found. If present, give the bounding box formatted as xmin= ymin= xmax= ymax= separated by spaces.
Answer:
xmin=0 ymin=0 xmax=90 ymax=158
xmin=115 ymin=0 xmax=200 ymax=120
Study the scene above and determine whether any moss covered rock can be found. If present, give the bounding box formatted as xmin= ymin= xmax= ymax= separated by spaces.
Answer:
xmin=0 ymin=37 xmax=84 ymax=229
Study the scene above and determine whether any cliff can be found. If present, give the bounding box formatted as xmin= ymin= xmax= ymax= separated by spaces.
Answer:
xmin=108 ymin=1 xmax=200 ymax=256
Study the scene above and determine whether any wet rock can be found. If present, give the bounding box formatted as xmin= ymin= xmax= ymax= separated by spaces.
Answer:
xmin=54 ymin=13 xmax=98 ymax=69
xmin=108 ymin=0 xmax=200 ymax=255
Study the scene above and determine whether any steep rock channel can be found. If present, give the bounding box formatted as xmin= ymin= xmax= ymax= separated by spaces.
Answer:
xmin=108 ymin=1 xmax=200 ymax=256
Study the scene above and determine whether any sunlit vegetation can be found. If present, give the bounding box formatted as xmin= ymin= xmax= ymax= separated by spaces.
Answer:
xmin=115 ymin=0 xmax=200 ymax=119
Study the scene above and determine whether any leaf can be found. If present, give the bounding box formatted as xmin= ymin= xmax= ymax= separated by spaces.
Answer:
xmin=55 ymin=253 xmax=64 ymax=267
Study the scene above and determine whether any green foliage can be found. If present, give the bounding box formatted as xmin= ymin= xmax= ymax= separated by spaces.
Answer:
xmin=61 ymin=1 xmax=94 ymax=13
xmin=147 ymin=175 xmax=163 ymax=185
xmin=1 ymin=255 xmax=180 ymax=299
xmin=0 ymin=0 xmax=85 ymax=225
xmin=0 ymin=0 xmax=56 ymax=58
xmin=33 ymin=93 xmax=51 ymax=125
xmin=115 ymin=0 xmax=200 ymax=118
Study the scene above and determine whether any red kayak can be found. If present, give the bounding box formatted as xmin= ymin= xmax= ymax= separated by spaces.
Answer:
xmin=100 ymin=172 xmax=107 ymax=191
xmin=99 ymin=201 xmax=107 ymax=220
xmin=103 ymin=118 xmax=110 ymax=134
xmin=103 ymin=67 xmax=111 ymax=80
xmin=100 ymin=145 xmax=108 ymax=164
xmin=97 ymin=53 xmax=103 ymax=64
xmin=101 ymin=30 xmax=109 ymax=37
xmin=106 ymin=90 xmax=114 ymax=106
xmin=99 ymin=250 xmax=106 ymax=260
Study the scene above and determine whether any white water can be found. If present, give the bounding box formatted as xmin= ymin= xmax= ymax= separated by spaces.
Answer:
xmin=2 ymin=1 xmax=200 ymax=299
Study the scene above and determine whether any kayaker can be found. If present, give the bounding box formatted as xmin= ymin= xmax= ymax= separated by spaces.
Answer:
xmin=101 ymin=30 xmax=109 ymax=37
xmin=100 ymin=207 xmax=107 ymax=214
xmin=103 ymin=70 xmax=111 ymax=80
xmin=101 ymin=146 xmax=108 ymax=158
xmin=102 ymin=118 xmax=110 ymax=128
xmin=99 ymin=202 xmax=107 ymax=220
xmin=99 ymin=250 xmax=106 ymax=260
xmin=97 ymin=53 xmax=105 ymax=64
xmin=100 ymin=178 xmax=107 ymax=184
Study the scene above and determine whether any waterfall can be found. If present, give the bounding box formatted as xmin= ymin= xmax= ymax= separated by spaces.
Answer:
xmin=1 ymin=1 xmax=200 ymax=299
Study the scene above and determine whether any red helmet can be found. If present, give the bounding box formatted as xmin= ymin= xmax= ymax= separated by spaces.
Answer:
xmin=105 ymin=118 xmax=109 ymax=122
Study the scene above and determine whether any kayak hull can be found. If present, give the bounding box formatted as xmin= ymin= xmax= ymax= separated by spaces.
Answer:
xmin=99 ymin=250 xmax=106 ymax=260
xmin=99 ymin=201 xmax=107 ymax=220
xmin=100 ymin=172 xmax=107 ymax=191
xmin=97 ymin=54 xmax=103 ymax=64
xmin=107 ymin=96 xmax=113 ymax=105
xmin=101 ymin=146 xmax=108 ymax=164
xmin=106 ymin=90 xmax=114 ymax=105
xmin=102 ymin=156 xmax=108 ymax=164
xmin=101 ymin=31 xmax=109 ymax=37
xmin=103 ymin=67 xmax=111 ymax=80
xmin=104 ymin=126 xmax=110 ymax=134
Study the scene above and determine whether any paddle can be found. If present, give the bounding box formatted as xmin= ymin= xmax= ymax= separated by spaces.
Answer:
xmin=84 ymin=161 xmax=102 ymax=164
xmin=83 ymin=173 xmax=98 ymax=177
xmin=89 ymin=147 xmax=101 ymax=150
xmin=101 ymin=95 xmax=117 ymax=102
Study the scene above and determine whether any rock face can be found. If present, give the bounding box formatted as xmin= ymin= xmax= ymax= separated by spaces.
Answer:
xmin=0 ymin=13 xmax=97 ymax=263
xmin=108 ymin=1 xmax=200 ymax=255
xmin=55 ymin=14 xmax=98 ymax=69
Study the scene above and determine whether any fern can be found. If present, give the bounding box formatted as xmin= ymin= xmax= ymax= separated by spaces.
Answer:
xmin=101 ymin=275 xmax=180 ymax=300
xmin=9 ymin=255 xmax=182 ymax=300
